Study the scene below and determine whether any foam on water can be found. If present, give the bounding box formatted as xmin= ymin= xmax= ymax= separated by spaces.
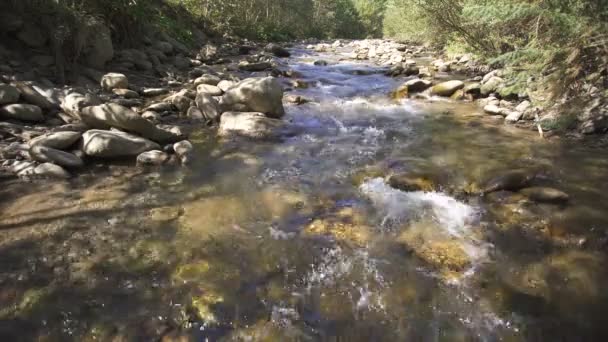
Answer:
xmin=359 ymin=178 xmax=475 ymax=235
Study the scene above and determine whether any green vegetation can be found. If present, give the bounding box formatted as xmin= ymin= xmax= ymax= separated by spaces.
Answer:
xmin=382 ymin=0 xmax=608 ymax=99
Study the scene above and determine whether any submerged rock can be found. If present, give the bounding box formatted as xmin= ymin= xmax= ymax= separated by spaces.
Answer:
xmin=482 ymin=169 xmax=536 ymax=194
xmin=303 ymin=207 xmax=372 ymax=247
xmin=219 ymin=112 xmax=286 ymax=139
xmin=387 ymin=173 xmax=436 ymax=192
xmin=521 ymin=187 xmax=569 ymax=204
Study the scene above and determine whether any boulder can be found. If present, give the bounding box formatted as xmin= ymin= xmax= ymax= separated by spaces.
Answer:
xmin=219 ymin=112 xmax=286 ymax=139
xmin=83 ymin=23 xmax=114 ymax=69
xmin=482 ymin=169 xmax=536 ymax=194
xmin=464 ymin=83 xmax=481 ymax=98
xmin=221 ymin=77 xmax=285 ymax=118
xmin=33 ymin=163 xmax=71 ymax=179
xmin=101 ymin=73 xmax=129 ymax=91
xmin=12 ymin=82 xmax=55 ymax=109
xmin=197 ymin=84 xmax=223 ymax=96
xmin=30 ymin=145 xmax=84 ymax=168
xmin=505 ymin=111 xmax=523 ymax=123
xmin=0 ymin=104 xmax=44 ymax=122
xmin=195 ymin=93 xmax=221 ymax=122
xmin=0 ymin=84 xmax=20 ymax=104
xmin=480 ymin=76 xmax=504 ymax=96
xmin=430 ymin=80 xmax=465 ymax=97
xmin=238 ymin=61 xmax=271 ymax=72
xmin=194 ymin=74 xmax=221 ymax=86
xmin=401 ymin=78 xmax=432 ymax=95
xmin=265 ymin=43 xmax=290 ymax=58
xmin=113 ymin=88 xmax=139 ymax=98
xmin=136 ymin=150 xmax=169 ymax=166
xmin=28 ymin=131 xmax=82 ymax=149
xmin=61 ymin=92 xmax=102 ymax=118
xmin=82 ymin=129 xmax=160 ymax=158
xmin=81 ymin=103 xmax=179 ymax=143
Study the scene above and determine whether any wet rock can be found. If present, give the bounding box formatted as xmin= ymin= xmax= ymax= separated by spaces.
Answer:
xmin=265 ymin=43 xmax=290 ymax=58
xmin=113 ymin=88 xmax=139 ymax=98
xmin=12 ymin=82 xmax=55 ymax=109
xmin=194 ymin=74 xmax=221 ymax=86
xmin=219 ymin=112 xmax=286 ymax=139
xmin=284 ymin=95 xmax=309 ymax=105
xmin=136 ymin=150 xmax=169 ymax=166
xmin=430 ymin=80 xmax=465 ymax=97
xmin=0 ymin=84 xmax=20 ymax=104
xmin=145 ymin=102 xmax=174 ymax=113
xmin=482 ymin=169 xmax=536 ymax=194
xmin=403 ymin=65 xmax=420 ymax=76
xmin=0 ymin=104 xmax=44 ymax=122
xmin=167 ymin=93 xmax=193 ymax=113
xmin=194 ymin=93 xmax=220 ymax=122
xmin=398 ymin=221 xmax=472 ymax=275
xmin=388 ymin=173 xmax=435 ymax=192
xmin=100 ymin=73 xmax=128 ymax=91
xmin=173 ymin=140 xmax=193 ymax=164
xmin=313 ymin=60 xmax=328 ymax=66
xmin=33 ymin=162 xmax=71 ymax=179
xmin=82 ymin=129 xmax=160 ymax=158
xmin=303 ymin=208 xmax=372 ymax=247
xmin=196 ymin=84 xmax=222 ymax=96
xmin=30 ymin=145 xmax=84 ymax=168
xmin=81 ymin=103 xmax=180 ymax=143
xmin=28 ymin=131 xmax=82 ymax=149
xmin=238 ymin=61 xmax=272 ymax=72
xmin=399 ymin=78 xmax=432 ymax=96
xmin=521 ymin=187 xmax=569 ymax=204
xmin=222 ymin=77 xmax=285 ymax=118
xmin=464 ymin=83 xmax=481 ymax=98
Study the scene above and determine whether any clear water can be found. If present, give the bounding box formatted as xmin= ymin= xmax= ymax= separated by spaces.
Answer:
xmin=1 ymin=46 xmax=608 ymax=341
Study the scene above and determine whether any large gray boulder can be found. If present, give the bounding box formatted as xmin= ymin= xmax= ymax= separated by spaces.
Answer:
xmin=30 ymin=145 xmax=84 ymax=168
xmin=219 ymin=112 xmax=286 ymax=139
xmin=265 ymin=43 xmax=291 ymax=58
xmin=221 ymin=77 xmax=285 ymax=118
xmin=0 ymin=104 xmax=44 ymax=122
xmin=0 ymin=84 xmax=20 ymax=104
xmin=82 ymin=129 xmax=160 ymax=158
xmin=28 ymin=131 xmax=82 ymax=150
xmin=81 ymin=103 xmax=179 ymax=143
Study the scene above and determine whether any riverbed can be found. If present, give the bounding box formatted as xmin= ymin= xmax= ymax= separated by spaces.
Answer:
xmin=1 ymin=44 xmax=608 ymax=341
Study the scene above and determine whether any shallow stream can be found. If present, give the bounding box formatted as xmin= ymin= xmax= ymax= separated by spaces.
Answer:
xmin=1 ymin=45 xmax=608 ymax=341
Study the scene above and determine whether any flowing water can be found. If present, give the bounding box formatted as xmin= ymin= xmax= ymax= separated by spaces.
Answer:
xmin=2 ymin=46 xmax=608 ymax=341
